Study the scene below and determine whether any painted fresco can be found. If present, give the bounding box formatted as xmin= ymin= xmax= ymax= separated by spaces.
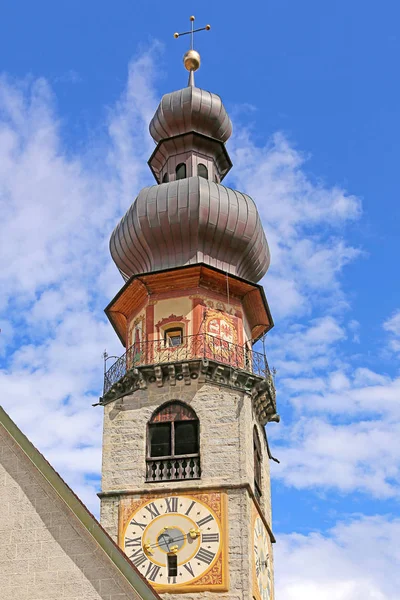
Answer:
xmin=204 ymin=309 xmax=242 ymax=367
xmin=128 ymin=313 xmax=145 ymax=367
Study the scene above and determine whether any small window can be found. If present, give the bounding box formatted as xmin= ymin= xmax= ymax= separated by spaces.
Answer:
xmin=175 ymin=421 xmax=198 ymax=455
xmin=164 ymin=327 xmax=183 ymax=347
xmin=176 ymin=163 xmax=186 ymax=180
xmin=147 ymin=402 xmax=201 ymax=481
xmin=167 ymin=554 xmax=178 ymax=577
xmin=254 ymin=426 xmax=262 ymax=498
xmin=197 ymin=163 xmax=208 ymax=179
xmin=162 ymin=172 xmax=169 ymax=183
xmin=148 ymin=403 xmax=199 ymax=459
xmin=149 ymin=423 xmax=171 ymax=457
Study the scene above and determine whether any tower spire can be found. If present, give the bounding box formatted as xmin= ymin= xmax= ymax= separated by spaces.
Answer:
xmin=174 ymin=16 xmax=211 ymax=86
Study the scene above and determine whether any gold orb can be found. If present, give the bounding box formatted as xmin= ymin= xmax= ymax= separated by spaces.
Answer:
xmin=183 ymin=49 xmax=201 ymax=72
xmin=174 ymin=32 xmax=179 ymax=38
xmin=190 ymin=15 xmax=195 ymax=21
xmin=206 ymin=24 xmax=211 ymax=30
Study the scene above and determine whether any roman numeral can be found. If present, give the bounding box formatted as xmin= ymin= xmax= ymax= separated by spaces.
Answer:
xmin=129 ymin=548 xmax=147 ymax=567
xmin=196 ymin=514 xmax=214 ymax=528
xmin=256 ymin=519 xmax=263 ymax=536
xmin=145 ymin=563 xmax=161 ymax=582
xmin=167 ymin=576 xmax=177 ymax=584
xmin=125 ymin=536 xmax=142 ymax=547
xmin=195 ymin=547 xmax=215 ymax=565
xmin=165 ymin=497 xmax=178 ymax=513
xmin=202 ymin=533 xmax=219 ymax=543
xmin=130 ymin=518 xmax=147 ymax=531
xmin=145 ymin=502 xmax=160 ymax=519
xmin=183 ymin=561 xmax=195 ymax=578
xmin=185 ymin=500 xmax=195 ymax=516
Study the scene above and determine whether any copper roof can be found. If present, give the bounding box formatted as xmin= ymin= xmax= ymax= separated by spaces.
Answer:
xmin=149 ymin=86 xmax=232 ymax=143
xmin=110 ymin=176 xmax=270 ymax=283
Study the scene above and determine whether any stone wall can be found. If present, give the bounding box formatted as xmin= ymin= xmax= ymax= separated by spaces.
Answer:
xmin=101 ymin=381 xmax=272 ymax=528
xmin=100 ymin=381 xmax=275 ymax=599
xmin=0 ymin=424 xmax=148 ymax=600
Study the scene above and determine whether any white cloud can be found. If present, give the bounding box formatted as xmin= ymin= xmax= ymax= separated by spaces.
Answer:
xmin=229 ymin=131 xmax=362 ymax=321
xmin=276 ymin=515 xmax=400 ymax=599
xmin=271 ymin=415 xmax=400 ymax=498
xmin=383 ymin=310 xmax=400 ymax=353
xmin=0 ymin=47 xmax=161 ymax=513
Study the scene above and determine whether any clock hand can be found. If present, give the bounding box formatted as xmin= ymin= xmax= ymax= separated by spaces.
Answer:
xmin=159 ymin=531 xmax=172 ymax=552
xmin=148 ymin=527 xmax=201 ymax=550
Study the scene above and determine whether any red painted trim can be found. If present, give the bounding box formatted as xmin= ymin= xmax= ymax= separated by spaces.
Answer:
xmin=237 ymin=314 xmax=244 ymax=347
xmin=146 ymin=304 xmax=155 ymax=363
xmin=192 ymin=297 xmax=205 ymax=335
xmin=155 ymin=314 xmax=190 ymax=334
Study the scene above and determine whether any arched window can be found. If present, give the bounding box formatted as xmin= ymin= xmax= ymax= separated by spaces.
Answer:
xmin=254 ymin=426 xmax=262 ymax=500
xmin=197 ymin=163 xmax=208 ymax=179
xmin=146 ymin=402 xmax=200 ymax=481
xmin=175 ymin=163 xmax=186 ymax=180
xmin=162 ymin=172 xmax=169 ymax=183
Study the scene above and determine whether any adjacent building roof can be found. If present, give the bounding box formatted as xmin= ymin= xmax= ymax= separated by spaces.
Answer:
xmin=0 ymin=405 xmax=161 ymax=600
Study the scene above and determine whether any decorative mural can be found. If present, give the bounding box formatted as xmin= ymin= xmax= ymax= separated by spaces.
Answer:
xmin=128 ymin=313 xmax=145 ymax=367
xmin=204 ymin=309 xmax=239 ymax=366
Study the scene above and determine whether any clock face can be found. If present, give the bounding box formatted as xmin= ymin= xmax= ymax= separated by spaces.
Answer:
xmin=124 ymin=495 xmax=222 ymax=587
xmin=253 ymin=516 xmax=273 ymax=600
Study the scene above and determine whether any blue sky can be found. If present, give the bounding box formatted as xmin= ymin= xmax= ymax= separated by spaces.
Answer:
xmin=1 ymin=1 xmax=400 ymax=598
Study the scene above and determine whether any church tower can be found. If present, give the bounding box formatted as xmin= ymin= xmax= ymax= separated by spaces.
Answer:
xmin=99 ymin=18 xmax=279 ymax=600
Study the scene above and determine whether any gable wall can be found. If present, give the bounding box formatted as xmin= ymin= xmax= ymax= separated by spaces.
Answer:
xmin=0 ymin=422 xmax=148 ymax=600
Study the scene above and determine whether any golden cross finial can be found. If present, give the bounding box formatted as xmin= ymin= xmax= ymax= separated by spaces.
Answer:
xmin=174 ymin=16 xmax=211 ymax=50
xmin=174 ymin=16 xmax=211 ymax=84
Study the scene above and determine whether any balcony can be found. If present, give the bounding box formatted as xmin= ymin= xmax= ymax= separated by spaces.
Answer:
xmin=103 ymin=333 xmax=270 ymax=396
xmin=146 ymin=456 xmax=201 ymax=482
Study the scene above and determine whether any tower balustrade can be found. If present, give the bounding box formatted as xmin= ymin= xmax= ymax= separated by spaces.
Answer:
xmin=103 ymin=332 xmax=270 ymax=397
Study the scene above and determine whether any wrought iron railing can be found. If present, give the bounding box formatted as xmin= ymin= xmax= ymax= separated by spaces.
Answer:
xmin=146 ymin=456 xmax=201 ymax=482
xmin=103 ymin=333 xmax=269 ymax=395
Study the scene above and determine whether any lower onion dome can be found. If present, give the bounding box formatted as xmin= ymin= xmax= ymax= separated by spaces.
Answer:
xmin=110 ymin=177 xmax=270 ymax=283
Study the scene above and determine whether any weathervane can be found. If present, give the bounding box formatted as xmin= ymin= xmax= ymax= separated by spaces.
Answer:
xmin=174 ymin=16 xmax=211 ymax=85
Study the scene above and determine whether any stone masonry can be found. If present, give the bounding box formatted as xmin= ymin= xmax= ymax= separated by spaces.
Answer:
xmin=0 ymin=421 xmax=156 ymax=600
xmin=100 ymin=380 xmax=273 ymax=600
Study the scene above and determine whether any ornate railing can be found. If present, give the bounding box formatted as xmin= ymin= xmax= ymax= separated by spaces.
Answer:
xmin=146 ymin=456 xmax=201 ymax=482
xmin=104 ymin=333 xmax=270 ymax=395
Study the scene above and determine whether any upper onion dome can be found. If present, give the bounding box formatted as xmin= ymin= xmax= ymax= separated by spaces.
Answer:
xmin=149 ymin=86 xmax=232 ymax=144
xmin=110 ymin=177 xmax=270 ymax=284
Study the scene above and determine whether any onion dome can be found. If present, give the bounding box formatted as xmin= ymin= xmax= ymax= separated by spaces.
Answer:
xmin=110 ymin=177 xmax=270 ymax=283
xmin=110 ymin=42 xmax=271 ymax=285
xmin=149 ymin=86 xmax=232 ymax=144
